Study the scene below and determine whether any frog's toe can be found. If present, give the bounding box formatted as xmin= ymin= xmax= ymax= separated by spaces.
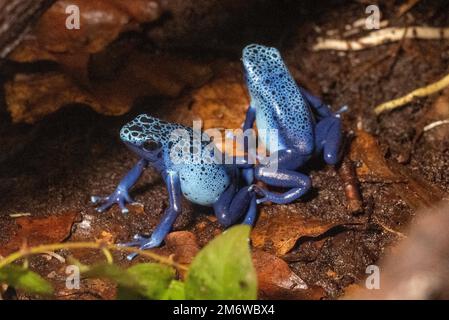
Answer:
xmin=90 ymin=195 xmax=103 ymax=204
xmin=95 ymin=198 xmax=114 ymax=213
xmin=91 ymin=189 xmax=134 ymax=214
xmin=256 ymin=197 xmax=268 ymax=205
xmin=119 ymin=234 xmax=159 ymax=261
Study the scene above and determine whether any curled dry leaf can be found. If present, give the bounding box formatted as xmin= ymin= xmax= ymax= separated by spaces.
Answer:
xmin=349 ymin=130 xmax=399 ymax=182
xmin=0 ymin=211 xmax=80 ymax=256
xmin=252 ymin=250 xmax=325 ymax=300
xmin=5 ymin=72 xmax=102 ymax=124
xmin=189 ymin=64 xmax=249 ymax=130
xmin=10 ymin=0 xmax=163 ymax=61
xmin=251 ymin=209 xmax=341 ymax=256
xmin=349 ymin=130 xmax=447 ymax=209
xmin=5 ymin=0 xmax=213 ymax=123
xmin=5 ymin=51 xmax=213 ymax=123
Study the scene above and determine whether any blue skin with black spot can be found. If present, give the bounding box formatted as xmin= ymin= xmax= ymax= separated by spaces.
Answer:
xmin=92 ymin=115 xmax=256 ymax=260
xmin=242 ymin=44 xmax=345 ymax=204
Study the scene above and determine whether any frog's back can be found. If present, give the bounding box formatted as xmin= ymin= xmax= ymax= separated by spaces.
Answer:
xmin=243 ymin=45 xmax=315 ymax=154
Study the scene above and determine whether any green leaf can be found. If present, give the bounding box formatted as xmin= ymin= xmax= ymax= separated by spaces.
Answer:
xmin=185 ymin=225 xmax=257 ymax=300
xmin=83 ymin=263 xmax=135 ymax=283
xmin=83 ymin=263 xmax=175 ymax=300
xmin=0 ymin=265 xmax=53 ymax=296
xmin=161 ymin=280 xmax=185 ymax=300
xmin=124 ymin=263 xmax=175 ymax=300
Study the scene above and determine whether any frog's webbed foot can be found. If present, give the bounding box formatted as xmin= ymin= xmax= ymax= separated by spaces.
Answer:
xmin=91 ymin=188 xmax=136 ymax=214
xmin=119 ymin=234 xmax=160 ymax=260
xmin=249 ymin=184 xmax=269 ymax=204
xmin=91 ymin=159 xmax=147 ymax=214
xmin=120 ymin=171 xmax=182 ymax=260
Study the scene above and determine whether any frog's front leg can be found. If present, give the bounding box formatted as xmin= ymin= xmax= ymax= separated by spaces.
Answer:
xmin=122 ymin=170 xmax=182 ymax=260
xmin=91 ymin=159 xmax=148 ymax=214
xmin=243 ymin=105 xmax=256 ymax=131
xmin=252 ymin=149 xmax=312 ymax=205
xmin=213 ymin=184 xmax=257 ymax=227
xmin=241 ymin=105 xmax=257 ymax=184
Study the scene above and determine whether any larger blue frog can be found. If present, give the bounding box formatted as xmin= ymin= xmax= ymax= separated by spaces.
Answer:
xmin=241 ymin=44 xmax=346 ymax=204
xmin=92 ymin=115 xmax=256 ymax=259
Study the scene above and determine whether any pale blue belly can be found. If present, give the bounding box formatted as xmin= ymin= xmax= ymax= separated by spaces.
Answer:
xmin=178 ymin=164 xmax=231 ymax=206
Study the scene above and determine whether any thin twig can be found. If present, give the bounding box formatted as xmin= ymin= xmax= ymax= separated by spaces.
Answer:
xmin=374 ymin=73 xmax=449 ymax=114
xmin=397 ymin=0 xmax=421 ymax=17
xmin=0 ymin=242 xmax=188 ymax=271
xmin=423 ymin=119 xmax=449 ymax=132
xmin=313 ymin=26 xmax=449 ymax=51
xmin=375 ymin=219 xmax=407 ymax=239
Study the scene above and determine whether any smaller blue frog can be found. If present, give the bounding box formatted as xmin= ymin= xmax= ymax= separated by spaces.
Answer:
xmin=241 ymin=44 xmax=346 ymax=204
xmin=92 ymin=115 xmax=256 ymax=259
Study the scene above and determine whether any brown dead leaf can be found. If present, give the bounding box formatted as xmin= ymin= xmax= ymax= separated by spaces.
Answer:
xmin=10 ymin=0 xmax=162 ymax=61
xmin=10 ymin=0 xmax=163 ymax=87
xmin=251 ymin=209 xmax=341 ymax=256
xmin=4 ymin=0 xmax=215 ymax=123
xmin=252 ymin=250 xmax=325 ymax=300
xmin=151 ymin=231 xmax=200 ymax=278
xmin=164 ymin=231 xmax=200 ymax=265
xmin=349 ymin=130 xmax=399 ymax=182
xmin=0 ymin=212 xmax=80 ymax=256
xmin=6 ymin=51 xmax=213 ymax=123
xmin=189 ymin=63 xmax=249 ymax=129
xmin=349 ymin=130 xmax=447 ymax=209
xmin=5 ymin=72 xmax=101 ymax=123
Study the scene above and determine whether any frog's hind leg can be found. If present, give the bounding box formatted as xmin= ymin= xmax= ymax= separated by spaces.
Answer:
xmin=122 ymin=170 xmax=182 ymax=260
xmin=213 ymin=184 xmax=256 ymax=227
xmin=314 ymin=116 xmax=342 ymax=165
xmin=242 ymin=194 xmax=257 ymax=226
xmin=299 ymin=87 xmax=344 ymax=165
xmin=253 ymin=149 xmax=312 ymax=205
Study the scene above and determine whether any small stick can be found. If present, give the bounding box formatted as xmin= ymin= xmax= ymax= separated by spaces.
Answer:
xmin=374 ymin=219 xmax=407 ymax=239
xmin=423 ymin=119 xmax=449 ymax=132
xmin=374 ymin=73 xmax=449 ymax=115
xmin=339 ymin=157 xmax=363 ymax=214
xmin=313 ymin=26 xmax=449 ymax=51
xmin=397 ymin=0 xmax=421 ymax=17
xmin=337 ymin=133 xmax=363 ymax=214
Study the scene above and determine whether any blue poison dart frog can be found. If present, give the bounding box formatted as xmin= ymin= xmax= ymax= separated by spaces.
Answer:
xmin=91 ymin=115 xmax=256 ymax=260
xmin=241 ymin=44 xmax=346 ymax=205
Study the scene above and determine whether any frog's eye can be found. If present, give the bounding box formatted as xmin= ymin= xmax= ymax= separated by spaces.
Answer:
xmin=142 ymin=140 xmax=162 ymax=152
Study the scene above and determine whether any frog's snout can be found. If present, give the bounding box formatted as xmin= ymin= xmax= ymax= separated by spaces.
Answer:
xmin=120 ymin=122 xmax=146 ymax=146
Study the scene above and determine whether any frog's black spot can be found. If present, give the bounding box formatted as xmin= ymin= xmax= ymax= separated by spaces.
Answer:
xmin=128 ymin=125 xmax=141 ymax=132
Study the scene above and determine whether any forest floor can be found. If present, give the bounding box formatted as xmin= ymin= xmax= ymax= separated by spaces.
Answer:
xmin=0 ymin=0 xmax=448 ymax=299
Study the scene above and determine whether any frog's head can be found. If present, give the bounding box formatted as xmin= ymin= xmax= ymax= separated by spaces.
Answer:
xmin=120 ymin=114 xmax=167 ymax=162
xmin=242 ymin=44 xmax=286 ymax=87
